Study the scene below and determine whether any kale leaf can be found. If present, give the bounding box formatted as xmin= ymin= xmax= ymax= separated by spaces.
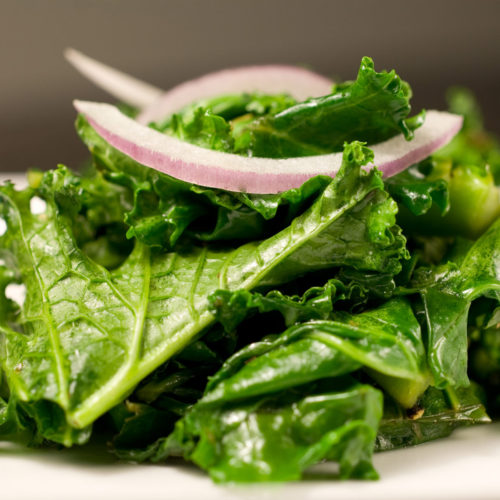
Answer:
xmin=0 ymin=142 xmax=406 ymax=444
xmin=77 ymin=115 xmax=330 ymax=249
xmin=233 ymin=57 xmax=420 ymax=158
xmin=412 ymin=218 xmax=500 ymax=389
xmin=117 ymin=378 xmax=383 ymax=482
xmin=376 ymin=385 xmax=489 ymax=451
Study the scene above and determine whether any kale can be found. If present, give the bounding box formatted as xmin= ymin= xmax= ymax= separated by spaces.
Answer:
xmin=0 ymin=142 xmax=408 ymax=448
xmin=0 ymin=56 xmax=499 ymax=483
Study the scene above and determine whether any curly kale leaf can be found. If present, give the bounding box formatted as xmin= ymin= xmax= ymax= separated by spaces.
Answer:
xmin=0 ymin=142 xmax=407 ymax=444
xmin=163 ymin=108 xmax=234 ymax=153
xmin=386 ymin=161 xmax=450 ymax=217
xmin=234 ymin=57 xmax=421 ymax=158
xmin=75 ymin=56 xmax=421 ymax=248
xmin=209 ymin=280 xmax=341 ymax=333
xmin=77 ymin=115 xmax=329 ymax=249
xmin=151 ymin=92 xmax=298 ymax=132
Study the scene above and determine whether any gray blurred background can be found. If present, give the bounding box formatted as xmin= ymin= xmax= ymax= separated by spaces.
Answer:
xmin=1 ymin=0 xmax=499 ymax=172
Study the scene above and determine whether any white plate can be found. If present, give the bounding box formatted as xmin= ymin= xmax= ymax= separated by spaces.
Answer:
xmin=0 ymin=173 xmax=28 ymax=187
xmin=1 ymin=423 xmax=500 ymax=500
xmin=1 ymin=173 xmax=500 ymax=500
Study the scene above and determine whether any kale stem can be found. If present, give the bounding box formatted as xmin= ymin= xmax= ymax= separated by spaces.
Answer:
xmin=444 ymin=385 xmax=460 ymax=411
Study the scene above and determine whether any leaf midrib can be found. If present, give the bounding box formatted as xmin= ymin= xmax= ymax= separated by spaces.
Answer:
xmin=68 ymin=243 xmax=152 ymax=425
xmin=5 ymin=193 xmax=70 ymax=409
xmin=223 ymin=178 xmax=377 ymax=291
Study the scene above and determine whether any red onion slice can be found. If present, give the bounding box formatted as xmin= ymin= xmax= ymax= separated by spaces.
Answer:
xmin=75 ymin=100 xmax=463 ymax=194
xmin=136 ymin=66 xmax=333 ymax=124
xmin=65 ymin=49 xmax=333 ymax=125
xmin=65 ymin=48 xmax=163 ymax=108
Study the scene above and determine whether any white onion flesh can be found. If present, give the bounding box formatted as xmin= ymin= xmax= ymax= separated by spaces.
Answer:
xmin=136 ymin=66 xmax=333 ymax=124
xmin=65 ymin=48 xmax=163 ymax=108
xmin=65 ymin=48 xmax=333 ymax=126
xmin=75 ymin=100 xmax=463 ymax=195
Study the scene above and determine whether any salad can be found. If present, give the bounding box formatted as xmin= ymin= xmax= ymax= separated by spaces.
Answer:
xmin=0 ymin=51 xmax=499 ymax=482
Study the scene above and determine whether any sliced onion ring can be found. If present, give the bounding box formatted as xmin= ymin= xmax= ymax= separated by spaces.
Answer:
xmin=136 ymin=66 xmax=333 ymax=124
xmin=75 ymin=100 xmax=463 ymax=194
xmin=65 ymin=48 xmax=333 ymax=125
xmin=65 ymin=48 xmax=163 ymax=108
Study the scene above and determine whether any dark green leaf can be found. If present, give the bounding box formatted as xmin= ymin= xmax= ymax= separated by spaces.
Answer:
xmin=164 ymin=108 xmax=234 ymax=153
xmin=121 ymin=379 xmax=383 ymax=482
xmin=0 ymin=142 xmax=404 ymax=442
xmin=386 ymin=161 xmax=449 ymax=216
xmin=469 ymin=303 xmax=500 ymax=415
xmin=204 ymin=298 xmax=429 ymax=409
xmin=234 ymin=57 xmax=419 ymax=158
xmin=412 ymin=218 xmax=500 ymax=388
xmin=209 ymin=279 xmax=341 ymax=332
xmin=376 ymin=385 xmax=489 ymax=451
